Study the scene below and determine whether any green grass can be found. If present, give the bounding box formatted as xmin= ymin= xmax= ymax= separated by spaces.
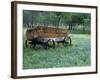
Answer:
xmin=23 ymin=34 xmax=91 ymax=69
xmin=69 ymin=30 xmax=90 ymax=34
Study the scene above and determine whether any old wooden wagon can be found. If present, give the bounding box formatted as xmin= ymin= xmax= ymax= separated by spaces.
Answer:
xmin=25 ymin=26 xmax=71 ymax=49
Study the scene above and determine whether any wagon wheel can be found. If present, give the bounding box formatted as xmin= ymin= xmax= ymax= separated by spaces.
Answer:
xmin=43 ymin=43 xmax=48 ymax=49
xmin=68 ymin=36 xmax=72 ymax=46
xmin=26 ymin=39 xmax=36 ymax=48
xmin=25 ymin=40 xmax=33 ymax=48
xmin=47 ymin=39 xmax=55 ymax=48
xmin=64 ymin=36 xmax=72 ymax=46
xmin=30 ymin=41 xmax=36 ymax=48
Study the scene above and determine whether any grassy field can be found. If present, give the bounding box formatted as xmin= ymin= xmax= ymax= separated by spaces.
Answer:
xmin=23 ymin=34 xmax=91 ymax=69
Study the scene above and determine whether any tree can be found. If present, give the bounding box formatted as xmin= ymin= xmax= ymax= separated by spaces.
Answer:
xmin=23 ymin=10 xmax=91 ymax=32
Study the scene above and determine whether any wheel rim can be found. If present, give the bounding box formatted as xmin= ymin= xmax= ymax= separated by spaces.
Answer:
xmin=47 ymin=40 xmax=55 ymax=48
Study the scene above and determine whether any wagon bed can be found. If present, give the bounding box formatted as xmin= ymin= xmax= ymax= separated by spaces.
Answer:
xmin=26 ymin=26 xmax=68 ymax=39
xmin=25 ymin=26 xmax=71 ymax=49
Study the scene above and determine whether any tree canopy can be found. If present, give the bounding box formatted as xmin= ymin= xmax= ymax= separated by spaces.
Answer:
xmin=23 ymin=10 xmax=91 ymax=32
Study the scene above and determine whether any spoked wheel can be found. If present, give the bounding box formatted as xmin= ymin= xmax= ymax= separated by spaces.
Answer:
xmin=67 ymin=36 xmax=72 ymax=46
xmin=26 ymin=39 xmax=36 ymax=48
xmin=43 ymin=43 xmax=48 ymax=49
xmin=25 ymin=40 xmax=33 ymax=48
xmin=29 ymin=41 xmax=36 ymax=48
xmin=47 ymin=39 xmax=55 ymax=48
xmin=64 ymin=36 xmax=72 ymax=46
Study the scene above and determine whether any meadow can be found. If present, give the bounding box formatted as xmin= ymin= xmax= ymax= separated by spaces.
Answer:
xmin=23 ymin=34 xmax=91 ymax=69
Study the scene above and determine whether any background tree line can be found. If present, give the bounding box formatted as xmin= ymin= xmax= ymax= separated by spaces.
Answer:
xmin=23 ymin=10 xmax=91 ymax=33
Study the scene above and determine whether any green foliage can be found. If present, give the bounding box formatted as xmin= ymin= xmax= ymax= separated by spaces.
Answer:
xmin=23 ymin=34 xmax=91 ymax=69
xmin=23 ymin=10 xmax=91 ymax=32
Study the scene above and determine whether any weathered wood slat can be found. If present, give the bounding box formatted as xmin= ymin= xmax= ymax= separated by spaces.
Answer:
xmin=26 ymin=26 xmax=68 ymax=40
